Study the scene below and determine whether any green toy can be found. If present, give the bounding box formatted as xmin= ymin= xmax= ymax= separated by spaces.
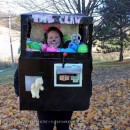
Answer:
xmin=26 ymin=41 xmax=42 ymax=50
xmin=77 ymin=44 xmax=88 ymax=53
xmin=63 ymin=35 xmax=71 ymax=43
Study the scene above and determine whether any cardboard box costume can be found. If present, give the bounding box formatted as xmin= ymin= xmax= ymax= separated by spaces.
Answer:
xmin=19 ymin=13 xmax=93 ymax=111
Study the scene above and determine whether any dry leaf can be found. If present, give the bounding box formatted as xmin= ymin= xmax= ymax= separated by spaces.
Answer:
xmin=1 ymin=62 xmax=130 ymax=130
xmin=0 ymin=119 xmax=2 ymax=126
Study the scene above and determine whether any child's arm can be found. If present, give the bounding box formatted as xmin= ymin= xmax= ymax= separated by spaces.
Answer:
xmin=14 ymin=67 xmax=19 ymax=97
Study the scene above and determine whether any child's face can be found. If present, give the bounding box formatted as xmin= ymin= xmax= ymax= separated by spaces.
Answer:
xmin=47 ymin=31 xmax=61 ymax=48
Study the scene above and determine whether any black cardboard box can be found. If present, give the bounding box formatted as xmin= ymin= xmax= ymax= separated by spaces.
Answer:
xmin=19 ymin=13 xmax=93 ymax=111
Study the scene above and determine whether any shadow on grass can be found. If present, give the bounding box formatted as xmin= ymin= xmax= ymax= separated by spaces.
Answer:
xmin=93 ymin=59 xmax=130 ymax=67
xmin=0 ymin=59 xmax=130 ymax=83
xmin=0 ymin=61 xmax=18 ymax=70
xmin=0 ymin=67 xmax=17 ymax=83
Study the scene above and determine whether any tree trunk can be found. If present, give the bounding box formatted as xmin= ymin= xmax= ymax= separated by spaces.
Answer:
xmin=77 ymin=0 xmax=81 ymax=13
xmin=82 ymin=0 xmax=85 ymax=14
xmin=119 ymin=29 xmax=124 ymax=62
xmin=119 ymin=46 xmax=123 ymax=62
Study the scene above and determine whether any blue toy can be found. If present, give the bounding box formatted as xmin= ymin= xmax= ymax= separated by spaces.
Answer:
xmin=58 ymin=33 xmax=81 ymax=53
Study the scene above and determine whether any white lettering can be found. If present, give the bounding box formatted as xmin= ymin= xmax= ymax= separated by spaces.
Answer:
xmin=32 ymin=15 xmax=40 ymax=22
xmin=41 ymin=16 xmax=47 ymax=23
xmin=70 ymin=16 xmax=74 ymax=24
xmin=65 ymin=16 xmax=70 ymax=24
xmin=32 ymin=15 xmax=47 ymax=23
xmin=59 ymin=16 xmax=64 ymax=24
xmin=32 ymin=15 xmax=82 ymax=24
xmin=75 ymin=16 xmax=81 ymax=24
xmin=47 ymin=15 xmax=54 ymax=23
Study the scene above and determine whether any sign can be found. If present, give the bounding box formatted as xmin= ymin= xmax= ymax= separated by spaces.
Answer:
xmin=32 ymin=14 xmax=82 ymax=24
xmin=54 ymin=63 xmax=83 ymax=87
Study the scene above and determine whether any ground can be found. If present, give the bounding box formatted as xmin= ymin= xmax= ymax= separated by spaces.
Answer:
xmin=92 ymin=60 xmax=130 ymax=86
xmin=0 ymin=60 xmax=130 ymax=130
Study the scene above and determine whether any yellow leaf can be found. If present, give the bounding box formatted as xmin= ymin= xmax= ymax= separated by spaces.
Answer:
xmin=9 ymin=107 xmax=13 ymax=112
xmin=90 ymin=124 xmax=98 ymax=129
xmin=9 ymin=112 xmax=13 ymax=115
xmin=102 ymin=126 xmax=111 ymax=130
xmin=84 ymin=112 xmax=95 ymax=121
xmin=126 ymin=127 xmax=130 ymax=130
xmin=77 ymin=122 xmax=84 ymax=127
xmin=126 ymin=103 xmax=130 ymax=107
xmin=116 ymin=90 xmax=121 ymax=96
xmin=75 ymin=112 xmax=82 ymax=117
xmin=0 ymin=120 xmax=2 ymax=126
xmin=103 ymin=108 xmax=111 ymax=113
xmin=126 ymin=110 xmax=130 ymax=116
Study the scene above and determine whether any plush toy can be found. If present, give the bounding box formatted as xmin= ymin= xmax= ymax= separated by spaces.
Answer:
xmin=31 ymin=77 xmax=44 ymax=99
xmin=26 ymin=41 xmax=42 ymax=51
xmin=77 ymin=44 xmax=88 ymax=53
xmin=42 ymin=44 xmax=60 ymax=52
xmin=71 ymin=33 xmax=81 ymax=44
xmin=58 ymin=33 xmax=81 ymax=53
xmin=58 ymin=47 xmax=76 ymax=53
xmin=63 ymin=35 xmax=71 ymax=43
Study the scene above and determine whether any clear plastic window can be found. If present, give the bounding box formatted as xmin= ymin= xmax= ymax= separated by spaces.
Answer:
xmin=26 ymin=23 xmax=89 ymax=53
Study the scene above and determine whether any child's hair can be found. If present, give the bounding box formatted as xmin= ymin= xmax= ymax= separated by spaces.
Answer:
xmin=44 ymin=26 xmax=64 ymax=48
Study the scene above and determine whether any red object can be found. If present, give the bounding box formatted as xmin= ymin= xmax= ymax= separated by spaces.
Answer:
xmin=63 ymin=52 xmax=68 ymax=57
xmin=57 ymin=25 xmax=62 ymax=30
xmin=44 ymin=26 xmax=49 ymax=30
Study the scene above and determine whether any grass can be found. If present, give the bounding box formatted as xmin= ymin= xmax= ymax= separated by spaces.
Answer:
xmin=93 ymin=58 xmax=130 ymax=67
xmin=0 ymin=67 xmax=16 ymax=83
xmin=0 ymin=60 xmax=130 ymax=83
xmin=0 ymin=57 xmax=18 ymax=70
xmin=0 ymin=51 xmax=129 ymax=83
xmin=0 ymin=62 xmax=13 ymax=70
xmin=0 ymin=60 xmax=17 ymax=83
xmin=92 ymin=50 xmax=130 ymax=63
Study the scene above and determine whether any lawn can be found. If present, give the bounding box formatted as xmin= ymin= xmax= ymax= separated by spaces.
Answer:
xmin=0 ymin=67 xmax=16 ymax=83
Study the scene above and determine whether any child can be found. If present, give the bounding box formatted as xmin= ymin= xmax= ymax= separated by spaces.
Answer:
xmin=42 ymin=26 xmax=63 ymax=52
xmin=44 ymin=26 xmax=63 ymax=48
xmin=14 ymin=26 xmax=73 ymax=130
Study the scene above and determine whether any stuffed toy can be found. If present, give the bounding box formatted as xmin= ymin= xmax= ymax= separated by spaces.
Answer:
xmin=58 ymin=33 xmax=81 ymax=53
xmin=63 ymin=35 xmax=71 ymax=43
xmin=26 ymin=41 xmax=42 ymax=51
xmin=31 ymin=77 xmax=44 ymax=99
xmin=71 ymin=33 xmax=81 ymax=44
xmin=42 ymin=44 xmax=60 ymax=52
xmin=77 ymin=44 xmax=89 ymax=53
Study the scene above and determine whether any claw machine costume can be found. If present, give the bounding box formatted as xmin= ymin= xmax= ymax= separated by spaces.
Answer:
xmin=19 ymin=13 xmax=93 ymax=111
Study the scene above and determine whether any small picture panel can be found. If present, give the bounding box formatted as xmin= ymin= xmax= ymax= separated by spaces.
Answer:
xmin=54 ymin=63 xmax=83 ymax=87
xmin=25 ymin=76 xmax=42 ymax=91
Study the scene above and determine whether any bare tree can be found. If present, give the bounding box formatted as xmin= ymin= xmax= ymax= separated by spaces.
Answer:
xmin=13 ymin=0 xmax=53 ymax=13
xmin=13 ymin=0 xmax=101 ymax=16
xmin=0 ymin=1 xmax=15 ymax=66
